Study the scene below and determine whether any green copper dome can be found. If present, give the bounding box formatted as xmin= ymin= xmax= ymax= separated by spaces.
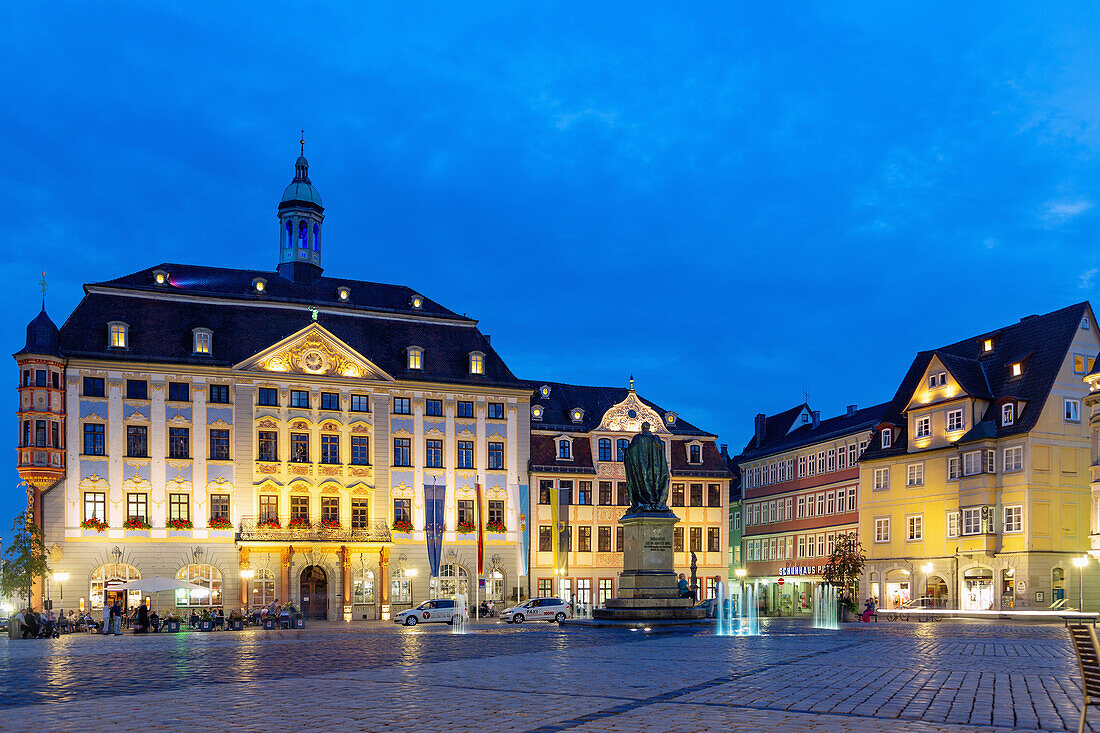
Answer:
xmin=280 ymin=155 xmax=323 ymax=208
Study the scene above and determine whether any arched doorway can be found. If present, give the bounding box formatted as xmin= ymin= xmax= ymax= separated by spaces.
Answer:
xmin=1053 ymin=567 xmax=1066 ymax=604
xmin=91 ymin=564 xmax=142 ymax=610
xmin=963 ymin=567 xmax=994 ymax=610
xmin=885 ymin=570 xmax=911 ymax=609
xmin=300 ymin=566 xmax=328 ymax=619
xmin=925 ymin=576 xmax=949 ymax=608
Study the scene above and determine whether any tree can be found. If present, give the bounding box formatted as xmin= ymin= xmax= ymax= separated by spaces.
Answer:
xmin=0 ymin=511 xmax=49 ymax=607
xmin=822 ymin=532 xmax=865 ymax=602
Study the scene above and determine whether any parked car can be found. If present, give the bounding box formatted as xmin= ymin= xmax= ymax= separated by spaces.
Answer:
xmin=394 ymin=599 xmax=466 ymax=626
xmin=500 ymin=597 xmax=571 ymax=624
xmin=0 ymin=618 xmax=7 ymax=632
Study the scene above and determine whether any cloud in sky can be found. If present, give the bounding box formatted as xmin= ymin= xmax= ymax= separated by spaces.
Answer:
xmin=2 ymin=3 xmax=1100 ymax=527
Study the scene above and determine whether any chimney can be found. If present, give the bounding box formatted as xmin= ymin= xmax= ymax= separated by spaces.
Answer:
xmin=847 ymin=404 xmax=858 ymax=416
xmin=811 ymin=410 xmax=821 ymax=429
xmin=754 ymin=413 xmax=766 ymax=447
xmin=485 ymin=334 xmax=491 ymax=345
xmin=720 ymin=443 xmax=729 ymax=459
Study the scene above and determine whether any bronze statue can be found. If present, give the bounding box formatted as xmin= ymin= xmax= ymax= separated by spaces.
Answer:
xmin=623 ymin=421 xmax=671 ymax=513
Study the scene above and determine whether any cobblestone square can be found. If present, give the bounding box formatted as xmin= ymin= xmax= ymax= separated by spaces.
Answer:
xmin=0 ymin=618 xmax=1092 ymax=732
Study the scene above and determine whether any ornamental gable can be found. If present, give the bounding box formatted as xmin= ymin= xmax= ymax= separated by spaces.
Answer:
xmin=234 ymin=322 xmax=393 ymax=381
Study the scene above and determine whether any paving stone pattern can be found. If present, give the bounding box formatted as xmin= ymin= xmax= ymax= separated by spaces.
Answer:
xmin=0 ymin=618 xmax=1092 ymax=732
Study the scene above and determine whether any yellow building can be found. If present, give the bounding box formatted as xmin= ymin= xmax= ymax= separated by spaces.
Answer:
xmin=860 ymin=303 xmax=1098 ymax=611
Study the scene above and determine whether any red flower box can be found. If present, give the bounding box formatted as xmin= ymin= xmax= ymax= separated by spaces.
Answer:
xmin=456 ymin=521 xmax=476 ymax=534
xmin=123 ymin=517 xmax=152 ymax=530
xmin=166 ymin=518 xmax=193 ymax=530
xmin=486 ymin=520 xmax=507 ymax=533
xmin=81 ymin=518 xmax=108 ymax=532
xmin=392 ymin=519 xmax=413 ymax=533
xmin=258 ymin=517 xmax=281 ymax=530
xmin=320 ymin=518 xmax=341 ymax=529
xmin=288 ymin=517 xmax=311 ymax=529
xmin=208 ymin=516 xmax=232 ymax=530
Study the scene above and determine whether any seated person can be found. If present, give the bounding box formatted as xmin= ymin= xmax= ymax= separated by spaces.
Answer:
xmin=677 ymin=574 xmax=696 ymax=602
xmin=21 ymin=610 xmax=40 ymax=638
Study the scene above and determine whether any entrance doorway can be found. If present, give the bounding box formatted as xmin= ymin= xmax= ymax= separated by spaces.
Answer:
xmin=300 ymin=566 xmax=328 ymax=619
xmin=885 ymin=570 xmax=911 ymax=609
xmin=1053 ymin=567 xmax=1065 ymax=604
xmin=963 ymin=567 xmax=994 ymax=610
xmin=925 ymin=576 xmax=949 ymax=608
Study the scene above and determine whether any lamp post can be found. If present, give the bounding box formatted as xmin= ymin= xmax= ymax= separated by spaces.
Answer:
xmin=54 ymin=572 xmax=69 ymax=615
xmin=407 ymin=568 xmax=419 ymax=607
xmin=239 ymin=569 xmax=255 ymax=613
xmin=1073 ymin=556 xmax=1088 ymax=611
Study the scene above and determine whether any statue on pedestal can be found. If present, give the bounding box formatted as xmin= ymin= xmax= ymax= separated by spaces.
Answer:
xmin=623 ymin=422 xmax=671 ymax=514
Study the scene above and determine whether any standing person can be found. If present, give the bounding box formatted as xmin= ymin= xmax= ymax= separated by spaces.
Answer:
xmin=101 ymin=601 xmax=111 ymax=635
xmin=135 ymin=603 xmax=149 ymax=633
xmin=110 ymin=600 xmax=123 ymax=635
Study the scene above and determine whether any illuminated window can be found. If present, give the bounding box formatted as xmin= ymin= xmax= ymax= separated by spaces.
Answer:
xmin=469 ymin=351 xmax=485 ymax=375
xmin=982 ymin=338 xmax=993 ymax=352
xmin=407 ymin=347 xmax=423 ymax=370
xmin=409 ymin=294 xmax=424 ymax=309
xmin=531 ymin=405 xmax=544 ymax=420
xmin=337 ymin=287 xmax=350 ymax=301
xmin=252 ymin=277 xmax=267 ymax=293
xmin=1001 ymin=403 xmax=1014 ymax=426
xmin=570 ymin=408 xmax=584 ymax=423
xmin=1011 ymin=362 xmax=1022 ymax=377
xmin=108 ymin=322 xmax=129 ymax=349
xmin=152 ymin=269 xmax=169 ymax=285
xmin=192 ymin=328 xmax=212 ymax=355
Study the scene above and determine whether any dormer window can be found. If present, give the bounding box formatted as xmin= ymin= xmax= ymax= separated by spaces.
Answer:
xmin=469 ymin=351 xmax=485 ymax=375
xmin=152 ymin=269 xmax=169 ymax=286
xmin=881 ymin=428 xmax=893 ymax=449
xmin=407 ymin=346 xmax=423 ymax=370
xmin=558 ymin=438 xmax=572 ymax=460
xmin=192 ymin=328 xmax=212 ymax=355
xmin=664 ymin=411 xmax=677 ymax=426
xmin=336 ymin=287 xmax=350 ymax=301
xmin=531 ymin=405 xmax=544 ymax=420
xmin=928 ymin=372 xmax=947 ymax=389
xmin=1002 ymin=403 xmax=1015 ymax=426
xmin=570 ymin=407 xmax=584 ymax=423
xmin=539 ymin=385 xmax=551 ymax=399
xmin=252 ymin=277 xmax=267 ymax=293
xmin=688 ymin=442 xmax=702 ymax=464
xmin=1011 ymin=362 xmax=1022 ymax=378
xmin=409 ymin=294 xmax=424 ymax=309
xmin=108 ymin=321 xmax=129 ymax=349
xmin=982 ymin=338 xmax=994 ymax=353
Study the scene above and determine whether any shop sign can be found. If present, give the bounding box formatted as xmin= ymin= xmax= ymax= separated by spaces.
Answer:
xmin=777 ymin=577 xmax=785 ymax=586
xmin=778 ymin=565 xmax=825 ymax=576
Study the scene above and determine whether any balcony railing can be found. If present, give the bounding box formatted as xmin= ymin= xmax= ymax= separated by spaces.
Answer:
xmin=237 ymin=516 xmax=392 ymax=543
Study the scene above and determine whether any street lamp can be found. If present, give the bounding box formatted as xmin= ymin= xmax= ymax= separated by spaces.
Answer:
xmin=240 ymin=569 xmax=255 ymax=611
xmin=1073 ymin=556 xmax=1089 ymax=611
xmin=407 ymin=568 xmax=419 ymax=607
xmin=54 ymin=572 xmax=69 ymax=614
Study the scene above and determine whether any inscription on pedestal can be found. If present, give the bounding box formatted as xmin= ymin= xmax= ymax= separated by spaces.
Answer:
xmin=644 ymin=538 xmax=672 ymax=552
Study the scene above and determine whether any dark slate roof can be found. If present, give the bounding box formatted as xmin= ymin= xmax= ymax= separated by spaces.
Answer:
xmin=57 ymin=292 xmax=523 ymax=390
xmin=15 ymin=308 xmax=61 ymax=357
xmin=530 ymin=434 xmax=595 ymax=473
xmin=671 ymin=440 xmax=731 ymax=477
xmin=736 ymin=402 xmax=891 ymax=464
xmin=523 ymin=380 xmax=712 ymax=437
xmin=91 ymin=263 xmax=467 ymax=321
xmin=737 ymin=403 xmax=810 ymax=455
xmin=862 ymin=302 xmax=1092 ymax=460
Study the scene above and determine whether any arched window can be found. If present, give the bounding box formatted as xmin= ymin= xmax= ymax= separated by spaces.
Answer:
xmin=616 ymin=439 xmax=629 ymax=462
xmin=353 ymin=568 xmax=375 ymax=605
xmin=176 ymin=564 xmax=223 ymax=607
xmin=439 ymin=564 xmax=469 ymax=599
xmin=298 ymin=220 xmax=308 ymax=248
xmin=598 ymin=438 xmax=612 ymax=462
xmin=313 ymin=224 xmax=320 ymax=252
xmin=108 ymin=321 xmax=129 ymax=349
xmin=486 ymin=569 xmax=505 ymax=601
xmin=192 ymin=328 xmax=212 ymax=355
xmin=251 ymin=568 xmax=275 ymax=606
xmin=285 ymin=220 xmax=293 ymax=248
xmin=90 ymin=563 xmax=141 ymax=609
xmin=391 ymin=567 xmax=412 ymax=604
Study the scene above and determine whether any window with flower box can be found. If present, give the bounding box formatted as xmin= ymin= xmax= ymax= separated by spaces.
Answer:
xmin=321 ymin=496 xmax=339 ymax=525
xmin=351 ymin=499 xmax=369 ymax=529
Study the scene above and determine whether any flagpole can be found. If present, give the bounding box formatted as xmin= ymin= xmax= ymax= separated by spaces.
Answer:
xmin=475 ymin=480 xmax=481 ymax=622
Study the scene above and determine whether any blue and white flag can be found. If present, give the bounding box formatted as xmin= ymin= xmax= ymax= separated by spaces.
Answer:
xmin=517 ymin=484 xmax=530 ymax=576
xmin=424 ymin=480 xmax=445 ymax=578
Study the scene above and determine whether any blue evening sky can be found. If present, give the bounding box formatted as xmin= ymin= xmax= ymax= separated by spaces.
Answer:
xmin=3 ymin=3 xmax=1099 ymax=530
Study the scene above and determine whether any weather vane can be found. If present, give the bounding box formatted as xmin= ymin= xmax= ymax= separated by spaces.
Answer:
xmin=300 ymin=130 xmax=305 ymax=155
xmin=39 ymin=271 xmax=47 ymax=307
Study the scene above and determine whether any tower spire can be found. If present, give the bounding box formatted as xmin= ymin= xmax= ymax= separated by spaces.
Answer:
xmin=300 ymin=130 xmax=305 ymax=156
xmin=39 ymin=271 xmax=47 ymax=310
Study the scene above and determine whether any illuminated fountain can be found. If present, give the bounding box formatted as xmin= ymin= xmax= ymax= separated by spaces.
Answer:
xmin=812 ymin=584 xmax=838 ymax=629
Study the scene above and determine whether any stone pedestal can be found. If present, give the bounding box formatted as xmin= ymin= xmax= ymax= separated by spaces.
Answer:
xmin=592 ymin=512 xmax=705 ymax=622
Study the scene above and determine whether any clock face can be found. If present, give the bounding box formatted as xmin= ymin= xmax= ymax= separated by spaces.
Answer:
xmin=301 ymin=350 xmax=326 ymax=373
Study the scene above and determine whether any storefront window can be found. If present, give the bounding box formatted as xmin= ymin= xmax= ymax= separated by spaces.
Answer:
xmin=251 ymin=568 xmax=275 ymax=606
xmin=439 ymin=564 xmax=468 ymax=599
xmin=925 ymin=576 xmax=949 ymax=608
xmin=175 ymin=564 xmax=223 ymax=607
xmin=353 ymin=569 xmax=375 ymax=605
xmin=963 ymin=567 xmax=994 ymax=610
xmin=90 ymin=563 xmax=142 ymax=609
xmin=885 ymin=570 xmax=911 ymax=609
xmin=391 ymin=568 xmax=412 ymax=604
xmin=1001 ymin=568 xmax=1015 ymax=609
xmin=486 ymin=570 xmax=504 ymax=601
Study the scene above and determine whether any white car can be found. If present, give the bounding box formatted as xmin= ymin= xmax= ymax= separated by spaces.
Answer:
xmin=500 ymin=597 xmax=571 ymax=624
xmin=394 ymin=599 xmax=467 ymax=626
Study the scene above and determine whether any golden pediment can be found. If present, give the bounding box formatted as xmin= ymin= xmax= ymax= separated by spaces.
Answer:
xmin=234 ymin=323 xmax=393 ymax=381
xmin=597 ymin=390 xmax=670 ymax=435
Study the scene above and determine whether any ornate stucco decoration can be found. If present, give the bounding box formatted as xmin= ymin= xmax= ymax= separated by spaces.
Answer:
xmin=235 ymin=323 xmax=394 ymax=381
xmin=596 ymin=390 xmax=671 ymax=435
